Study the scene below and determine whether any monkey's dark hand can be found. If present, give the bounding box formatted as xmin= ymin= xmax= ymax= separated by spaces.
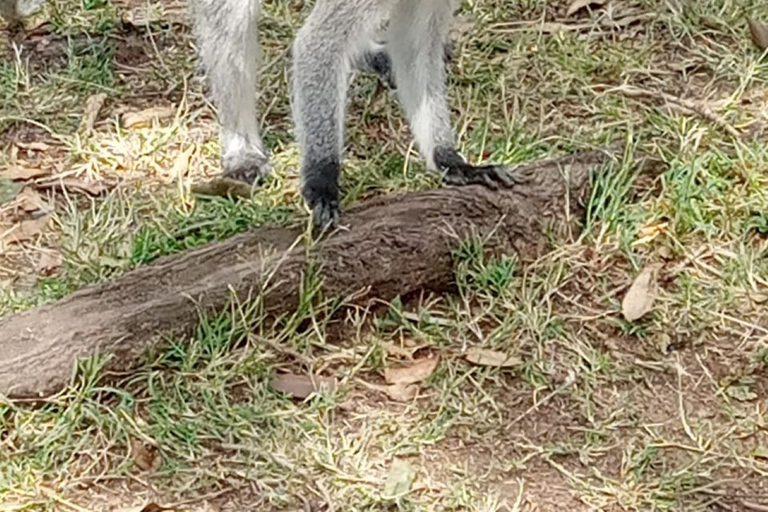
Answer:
xmin=301 ymin=161 xmax=341 ymax=230
xmin=434 ymin=147 xmax=517 ymax=189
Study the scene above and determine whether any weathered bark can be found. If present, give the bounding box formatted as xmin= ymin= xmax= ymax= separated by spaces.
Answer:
xmin=0 ymin=150 xmax=609 ymax=399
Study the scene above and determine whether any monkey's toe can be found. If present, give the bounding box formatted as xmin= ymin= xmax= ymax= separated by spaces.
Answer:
xmin=311 ymin=199 xmax=340 ymax=232
xmin=442 ymin=164 xmax=517 ymax=189
xmin=302 ymin=178 xmax=341 ymax=232
xmin=434 ymin=147 xmax=518 ymax=189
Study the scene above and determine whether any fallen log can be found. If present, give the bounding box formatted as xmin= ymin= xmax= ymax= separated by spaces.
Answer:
xmin=0 ymin=150 xmax=610 ymax=399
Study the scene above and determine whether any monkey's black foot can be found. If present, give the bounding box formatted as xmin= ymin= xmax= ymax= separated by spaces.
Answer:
xmin=361 ymin=49 xmax=396 ymax=89
xmin=360 ymin=40 xmax=454 ymax=90
xmin=301 ymin=159 xmax=342 ymax=231
xmin=434 ymin=147 xmax=516 ymax=189
xmin=222 ymin=150 xmax=272 ymax=185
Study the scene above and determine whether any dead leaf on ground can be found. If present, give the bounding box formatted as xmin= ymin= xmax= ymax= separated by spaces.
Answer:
xmin=565 ymin=0 xmax=607 ymax=17
xmin=384 ymin=356 xmax=439 ymax=385
xmin=1 ymin=214 xmax=50 ymax=244
xmin=383 ymin=383 xmax=419 ymax=402
xmin=191 ymin=178 xmax=252 ymax=200
xmin=749 ymin=18 xmax=768 ymax=51
xmin=81 ymin=93 xmax=108 ymax=134
xmin=37 ymin=251 xmax=62 ymax=275
xmin=270 ymin=373 xmax=338 ymax=399
xmin=464 ymin=348 xmax=522 ymax=368
xmin=382 ymin=458 xmax=416 ymax=500
xmin=622 ymin=262 xmax=663 ymax=321
xmin=0 ymin=177 xmax=23 ymax=206
xmin=0 ymin=166 xmax=52 ymax=181
xmin=122 ymin=106 xmax=176 ymax=129
xmin=36 ymin=177 xmax=109 ymax=196
xmin=130 ymin=438 xmax=161 ymax=472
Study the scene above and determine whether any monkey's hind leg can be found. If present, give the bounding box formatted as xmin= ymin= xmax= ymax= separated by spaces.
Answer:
xmin=292 ymin=0 xmax=387 ymax=229
xmin=387 ymin=0 xmax=513 ymax=189
xmin=192 ymin=0 xmax=270 ymax=184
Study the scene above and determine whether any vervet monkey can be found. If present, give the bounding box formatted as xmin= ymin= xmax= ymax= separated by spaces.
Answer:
xmin=2 ymin=0 xmax=514 ymax=228
xmin=192 ymin=0 xmax=514 ymax=228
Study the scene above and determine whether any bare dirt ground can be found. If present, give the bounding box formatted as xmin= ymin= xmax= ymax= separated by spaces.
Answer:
xmin=2 ymin=0 xmax=768 ymax=511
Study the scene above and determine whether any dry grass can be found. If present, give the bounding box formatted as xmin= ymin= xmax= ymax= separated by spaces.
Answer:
xmin=2 ymin=0 xmax=768 ymax=511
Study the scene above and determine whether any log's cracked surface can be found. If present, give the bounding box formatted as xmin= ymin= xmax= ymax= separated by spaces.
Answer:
xmin=0 ymin=150 xmax=610 ymax=399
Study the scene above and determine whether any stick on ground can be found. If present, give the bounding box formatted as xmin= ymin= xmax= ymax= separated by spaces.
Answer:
xmin=0 ymin=150 xmax=611 ymax=399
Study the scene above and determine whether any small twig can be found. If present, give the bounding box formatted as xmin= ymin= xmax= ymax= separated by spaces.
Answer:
xmin=597 ymin=84 xmax=742 ymax=139
xmin=744 ymin=501 xmax=768 ymax=512
xmin=675 ymin=358 xmax=699 ymax=446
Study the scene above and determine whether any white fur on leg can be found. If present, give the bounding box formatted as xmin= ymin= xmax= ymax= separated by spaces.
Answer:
xmin=412 ymin=99 xmax=439 ymax=171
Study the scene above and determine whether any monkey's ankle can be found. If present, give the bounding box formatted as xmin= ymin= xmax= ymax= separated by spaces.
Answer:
xmin=433 ymin=146 xmax=515 ymax=189
xmin=222 ymin=149 xmax=271 ymax=185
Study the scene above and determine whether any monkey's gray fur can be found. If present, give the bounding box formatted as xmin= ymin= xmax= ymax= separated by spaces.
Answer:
xmin=191 ymin=0 xmax=513 ymax=228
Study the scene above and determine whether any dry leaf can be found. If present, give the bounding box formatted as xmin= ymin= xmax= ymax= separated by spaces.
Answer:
xmin=749 ymin=18 xmax=768 ymax=51
xmin=37 ymin=251 xmax=62 ymax=274
xmin=1 ymin=215 xmax=49 ymax=244
xmin=566 ymin=0 xmax=607 ymax=17
xmin=383 ymin=383 xmax=419 ymax=402
xmin=81 ymin=93 xmax=107 ymax=133
xmin=464 ymin=348 xmax=522 ymax=368
xmin=382 ymin=458 xmax=416 ymax=500
xmin=191 ymin=178 xmax=252 ymax=200
xmin=0 ymin=166 xmax=52 ymax=181
xmin=270 ymin=373 xmax=338 ymax=399
xmin=384 ymin=357 xmax=439 ymax=385
xmin=130 ymin=438 xmax=161 ymax=472
xmin=122 ymin=106 xmax=175 ymax=128
xmin=622 ymin=263 xmax=663 ymax=321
